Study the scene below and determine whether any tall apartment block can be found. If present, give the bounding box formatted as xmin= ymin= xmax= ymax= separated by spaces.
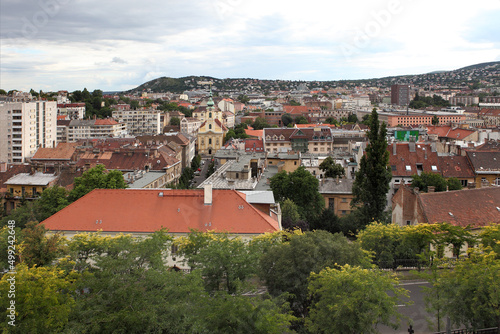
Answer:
xmin=0 ymin=101 xmax=57 ymax=163
xmin=112 ymin=109 xmax=161 ymax=136
xmin=391 ymin=84 xmax=410 ymax=106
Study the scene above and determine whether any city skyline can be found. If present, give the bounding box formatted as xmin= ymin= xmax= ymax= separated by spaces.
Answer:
xmin=1 ymin=0 xmax=499 ymax=92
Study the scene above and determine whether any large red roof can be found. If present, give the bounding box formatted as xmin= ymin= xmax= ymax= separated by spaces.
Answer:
xmin=41 ymin=189 xmax=280 ymax=234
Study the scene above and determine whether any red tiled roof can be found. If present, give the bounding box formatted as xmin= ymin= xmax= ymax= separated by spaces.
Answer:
xmin=418 ymin=187 xmax=500 ymax=227
xmin=479 ymin=108 xmax=500 ymax=117
xmin=244 ymin=139 xmax=264 ymax=152
xmin=438 ymin=155 xmax=475 ymax=179
xmin=427 ymin=125 xmax=476 ymax=140
xmin=388 ymin=143 xmax=440 ymax=176
xmin=244 ymin=129 xmax=263 ymax=139
xmin=283 ymin=106 xmax=308 ymax=114
xmin=32 ymin=143 xmax=78 ymax=161
xmin=41 ymin=189 xmax=280 ymax=234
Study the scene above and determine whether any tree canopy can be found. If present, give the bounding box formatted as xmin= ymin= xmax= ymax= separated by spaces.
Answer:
xmin=307 ymin=265 xmax=408 ymax=334
xmin=411 ymin=172 xmax=462 ymax=192
xmin=351 ymin=108 xmax=392 ymax=226
xmin=319 ymin=156 xmax=345 ymax=178
xmin=269 ymin=166 xmax=324 ymax=222
xmin=68 ymin=165 xmax=128 ymax=202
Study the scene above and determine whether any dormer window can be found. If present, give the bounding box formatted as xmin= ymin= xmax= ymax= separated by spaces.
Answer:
xmin=266 ymin=135 xmax=271 ymax=140
xmin=279 ymin=135 xmax=285 ymax=140
xmin=273 ymin=135 xmax=278 ymax=140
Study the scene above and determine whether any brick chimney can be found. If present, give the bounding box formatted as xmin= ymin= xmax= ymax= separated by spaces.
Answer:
xmin=428 ymin=186 xmax=435 ymax=193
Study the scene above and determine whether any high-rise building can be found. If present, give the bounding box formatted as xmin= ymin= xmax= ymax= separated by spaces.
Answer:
xmin=0 ymin=101 xmax=57 ymax=163
xmin=391 ymin=84 xmax=410 ymax=106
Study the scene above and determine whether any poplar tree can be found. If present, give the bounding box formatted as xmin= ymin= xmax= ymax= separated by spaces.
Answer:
xmin=351 ymin=108 xmax=391 ymax=226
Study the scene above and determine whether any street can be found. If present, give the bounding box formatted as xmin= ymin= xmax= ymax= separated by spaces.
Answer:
xmin=379 ymin=281 xmax=438 ymax=334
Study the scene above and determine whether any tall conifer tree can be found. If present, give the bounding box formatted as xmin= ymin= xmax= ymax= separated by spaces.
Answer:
xmin=351 ymin=108 xmax=391 ymax=226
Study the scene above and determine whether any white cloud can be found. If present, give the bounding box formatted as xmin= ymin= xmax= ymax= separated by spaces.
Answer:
xmin=0 ymin=0 xmax=499 ymax=91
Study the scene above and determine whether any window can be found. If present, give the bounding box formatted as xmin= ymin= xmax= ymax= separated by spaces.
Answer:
xmin=342 ymin=198 xmax=347 ymax=203
xmin=431 ymin=165 xmax=437 ymax=171
xmin=394 ymin=179 xmax=401 ymax=184
xmin=328 ymin=199 xmax=334 ymax=211
xmin=405 ymin=165 xmax=411 ymax=171
xmin=209 ymin=124 xmax=212 ymax=129
xmin=209 ymin=138 xmax=212 ymax=145
xmin=461 ymin=179 xmax=468 ymax=187
xmin=406 ymin=220 xmax=411 ymax=226
xmin=391 ymin=165 xmax=397 ymax=171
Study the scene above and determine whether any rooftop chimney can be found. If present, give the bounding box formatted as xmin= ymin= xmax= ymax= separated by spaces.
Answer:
xmin=428 ymin=186 xmax=435 ymax=193
xmin=204 ymin=183 xmax=212 ymax=205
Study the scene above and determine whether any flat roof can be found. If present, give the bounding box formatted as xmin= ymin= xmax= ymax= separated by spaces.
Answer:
xmin=5 ymin=173 xmax=58 ymax=186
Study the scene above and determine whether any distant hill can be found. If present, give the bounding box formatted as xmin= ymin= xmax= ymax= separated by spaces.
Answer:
xmin=127 ymin=76 xmax=220 ymax=94
xmin=456 ymin=61 xmax=500 ymax=72
xmin=125 ymin=61 xmax=500 ymax=94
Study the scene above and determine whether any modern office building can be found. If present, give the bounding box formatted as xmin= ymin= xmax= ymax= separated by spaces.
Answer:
xmin=391 ymin=84 xmax=410 ymax=106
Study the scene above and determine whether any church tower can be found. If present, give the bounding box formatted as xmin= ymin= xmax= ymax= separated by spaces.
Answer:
xmin=196 ymin=83 xmax=228 ymax=156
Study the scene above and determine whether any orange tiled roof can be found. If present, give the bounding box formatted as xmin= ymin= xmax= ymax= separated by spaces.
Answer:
xmin=32 ymin=143 xmax=78 ymax=161
xmin=95 ymin=118 xmax=119 ymax=125
xmin=427 ymin=125 xmax=476 ymax=140
xmin=41 ymin=189 xmax=280 ymax=234
xmin=245 ymin=129 xmax=263 ymax=138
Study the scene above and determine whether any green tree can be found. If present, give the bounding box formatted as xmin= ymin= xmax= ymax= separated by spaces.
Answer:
xmin=37 ymin=185 xmax=70 ymax=221
xmin=347 ymin=113 xmax=358 ymax=123
xmin=479 ymin=224 xmax=500 ymax=256
xmin=446 ymin=177 xmax=462 ymax=191
xmin=351 ymin=108 xmax=392 ymax=226
xmin=68 ymin=165 xmax=127 ymax=202
xmin=259 ymin=230 xmax=372 ymax=326
xmin=294 ymin=115 xmax=308 ymax=124
xmin=252 ymin=117 xmax=270 ymax=130
xmin=319 ymin=156 xmax=345 ymax=178
xmin=281 ymin=199 xmax=301 ymax=228
xmin=411 ymin=172 xmax=448 ymax=192
xmin=325 ymin=117 xmax=339 ymax=125
xmin=281 ymin=113 xmax=293 ymax=126
xmin=269 ymin=167 xmax=324 ymax=222
xmin=199 ymin=292 xmax=295 ymax=334
xmin=169 ymin=116 xmax=180 ymax=126
xmin=0 ymin=264 xmax=79 ymax=333
xmin=237 ymin=94 xmax=250 ymax=104
xmin=176 ymin=231 xmax=259 ymax=294
xmin=426 ymin=249 xmax=500 ymax=330
xmin=306 ymin=265 xmax=408 ymax=334
xmin=432 ymin=115 xmax=439 ymax=125
xmin=18 ymin=221 xmax=66 ymax=267
xmin=66 ymin=232 xmax=208 ymax=334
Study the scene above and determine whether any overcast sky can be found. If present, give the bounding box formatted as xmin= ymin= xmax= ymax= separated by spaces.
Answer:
xmin=1 ymin=0 xmax=499 ymax=92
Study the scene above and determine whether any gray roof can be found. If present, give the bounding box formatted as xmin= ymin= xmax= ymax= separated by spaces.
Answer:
xmin=5 ymin=173 xmax=58 ymax=186
xmin=254 ymin=165 xmax=279 ymax=191
xmin=198 ymin=160 xmax=258 ymax=190
xmin=318 ymin=177 xmax=354 ymax=194
xmin=239 ymin=190 xmax=275 ymax=204
xmin=124 ymin=171 xmax=166 ymax=188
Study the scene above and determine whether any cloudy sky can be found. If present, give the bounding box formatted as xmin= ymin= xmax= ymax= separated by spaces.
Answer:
xmin=1 ymin=0 xmax=499 ymax=92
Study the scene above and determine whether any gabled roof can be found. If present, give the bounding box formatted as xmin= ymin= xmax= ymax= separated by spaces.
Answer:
xmin=244 ymin=139 xmax=264 ymax=152
xmin=388 ymin=143 xmax=440 ymax=177
xmin=41 ymin=189 xmax=280 ymax=234
xmin=94 ymin=118 xmax=119 ymax=126
xmin=32 ymin=143 xmax=78 ymax=161
xmin=427 ymin=125 xmax=476 ymax=140
xmin=418 ymin=187 xmax=500 ymax=227
xmin=245 ymin=129 xmax=263 ymax=139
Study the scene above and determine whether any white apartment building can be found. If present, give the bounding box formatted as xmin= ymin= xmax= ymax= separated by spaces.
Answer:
xmin=180 ymin=117 xmax=201 ymax=136
xmin=0 ymin=101 xmax=57 ymax=164
xmin=59 ymin=119 xmax=127 ymax=142
xmin=112 ymin=109 xmax=161 ymax=136
xmin=57 ymin=103 xmax=86 ymax=119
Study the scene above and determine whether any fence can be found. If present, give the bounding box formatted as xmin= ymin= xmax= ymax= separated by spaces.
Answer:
xmin=376 ymin=257 xmax=467 ymax=271
xmin=434 ymin=328 xmax=499 ymax=334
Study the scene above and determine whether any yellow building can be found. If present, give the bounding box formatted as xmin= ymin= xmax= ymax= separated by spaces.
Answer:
xmin=4 ymin=172 xmax=58 ymax=214
xmin=197 ymin=89 xmax=228 ymax=155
